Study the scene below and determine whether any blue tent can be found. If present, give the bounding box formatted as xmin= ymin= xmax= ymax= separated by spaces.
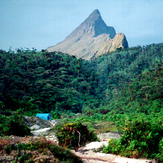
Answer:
xmin=36 ymin=113 xmax=51 ymax=120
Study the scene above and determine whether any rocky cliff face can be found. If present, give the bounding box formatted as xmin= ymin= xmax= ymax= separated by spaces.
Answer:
xmin=47 ymin=9 xmax=128 ymax=60
xmin=66 ymin=9 xmax=116 ymax=39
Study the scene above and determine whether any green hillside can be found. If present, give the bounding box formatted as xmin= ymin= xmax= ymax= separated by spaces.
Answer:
xmin=0 ymin=43 xmax=163 ymax=117
xmin=0 ymin=43 xmax=163 ymax=160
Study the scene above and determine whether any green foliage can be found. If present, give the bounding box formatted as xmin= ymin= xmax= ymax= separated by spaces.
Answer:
xmin=158 ymin=138 xmax=163 ymax=154
xmin=0 ymin=43 xmax=163 ymax=115
xmin=51 ymin=102 xmax=61 ymax=119
xmin=0 ymin=110 xmax=31 ymax=136
xmin=5 ymin=139 xmax=82 ymax=163
xmin=55 ymin=122 xmax=98 ymax=150
xmin=103 ymin=139 xmax=120 ymax=154
xmin=0 ymin=43 xmax=163 ymax=159
xmin=103 ymin=119 xmax=163 ymax=159
xmin=155 ymin=138 xmax=163 ymax=162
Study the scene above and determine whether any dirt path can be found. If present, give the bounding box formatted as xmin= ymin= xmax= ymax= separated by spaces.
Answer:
xmin=72 ymin=147 xmax=155 ymax=163
xmin=71 ymin=141 xmax=155 ymax=163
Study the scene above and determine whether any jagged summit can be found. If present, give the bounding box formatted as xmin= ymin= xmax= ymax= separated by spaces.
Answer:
xmin=47 ymin=9 xmax=128 ymax=60
xmin=83 ymin=9 xmax=101 ymax=24
xmin=67 ymin=9 xmax=116 ymax=39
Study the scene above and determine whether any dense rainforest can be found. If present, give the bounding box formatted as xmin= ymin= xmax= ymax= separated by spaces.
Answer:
xmin=0 ymin=43 xmax=162 ymax=117
xmin=0 ymin=43 xmax=163 ymax=160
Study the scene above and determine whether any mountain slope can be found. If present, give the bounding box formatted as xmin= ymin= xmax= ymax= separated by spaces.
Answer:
xmin=66 ymin=9 xmax=116 ymax=39
xmin=47 ymin=9 xmax=128 ymax=60
xmin=0 ymin=43 xmax=163 ymax=115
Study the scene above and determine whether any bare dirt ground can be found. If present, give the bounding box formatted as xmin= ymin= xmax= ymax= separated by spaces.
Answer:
xmin=72 ymin=142 xmax=155 ymax=163
xmin=71 ymin=132 xmax=155 ymax=163
xmin=73 ymin=150 xmax=155 ymax=163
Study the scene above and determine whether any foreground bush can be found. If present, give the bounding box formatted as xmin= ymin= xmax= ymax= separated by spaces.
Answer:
xmin=155 ymin=138 xmax=163 ymax=163
xmin=0 ymin=110 xmax=31 ymax=136
xmin=4 ymin=138 xmax=82 ymax=163
xmin=55 ymin=122 xmax=98 ymax=150
xmin=103 ymin=119 xmax=163 ymax=159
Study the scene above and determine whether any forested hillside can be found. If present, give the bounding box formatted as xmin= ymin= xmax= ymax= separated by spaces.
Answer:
xmin=0 ymin=43 xmax=163 ymax=117
xmin=0 ymin=43 xmax=163 ymax=160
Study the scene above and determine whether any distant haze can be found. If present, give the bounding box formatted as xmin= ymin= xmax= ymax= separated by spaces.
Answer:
xmin=0 ymin=0 xmax=162 ymax=51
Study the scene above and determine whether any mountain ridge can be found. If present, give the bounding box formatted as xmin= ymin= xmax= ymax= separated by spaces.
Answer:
xmin=66 ymin=9 xmax=116 ymax=39
xmin=47 ymin=9 xmax=128 ymax=60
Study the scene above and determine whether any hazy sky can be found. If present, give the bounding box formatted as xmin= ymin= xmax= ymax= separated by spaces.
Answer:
xmin=0 ymin=0 xmax=162 ymax=51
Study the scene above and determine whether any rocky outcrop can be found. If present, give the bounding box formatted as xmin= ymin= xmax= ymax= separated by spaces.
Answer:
xmin=24 ymin=116 xmax=53 ymax=128
xmin=109 ymin=33 xmax=128 ymax=52
xmin=66 ymin=9 xmax=116 ymax=39
xmin=47 ymin=9 xmax=128 ymax=60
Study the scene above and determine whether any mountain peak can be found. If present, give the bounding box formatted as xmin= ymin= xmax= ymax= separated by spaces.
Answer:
xmin=92 ymin=9 xmax=100 ymax=15
xmin=84 ymin=9 xmax=101 ymax=23
xmin=67 ymin=9 xmax=116 ymax=39
xmin=47 ymin=9 xmax=128 ymax=60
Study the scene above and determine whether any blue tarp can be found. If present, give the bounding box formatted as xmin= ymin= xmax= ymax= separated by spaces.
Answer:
xmin=36 ymin=113 xmax=51 ymax=120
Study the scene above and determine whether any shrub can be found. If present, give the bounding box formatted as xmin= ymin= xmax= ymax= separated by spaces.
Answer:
xmin=55 ymin=122 xmax=98 ymax=150
xmin=5 ymin=139 xmax=82 ymax=163
xmin=155 ymin=138 xmax=163 ymax=163
xmin=103 ymin=139 xmax=121 ymax=155
xmin=0 ymin=110 xmax=31 ymax=136
xmin=103 ymin=119 xmax=163 ymax=159
xmin=51 ymin=109 xmax=61 ymax=119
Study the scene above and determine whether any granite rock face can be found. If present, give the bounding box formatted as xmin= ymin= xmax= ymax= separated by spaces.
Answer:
xmin=110 ymin=33 xmax=128 ymax=52
xmin=47 ymin=9 xmax=128 ymax=60
xmin=66 ymin=9 xmax=116 ymax=39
